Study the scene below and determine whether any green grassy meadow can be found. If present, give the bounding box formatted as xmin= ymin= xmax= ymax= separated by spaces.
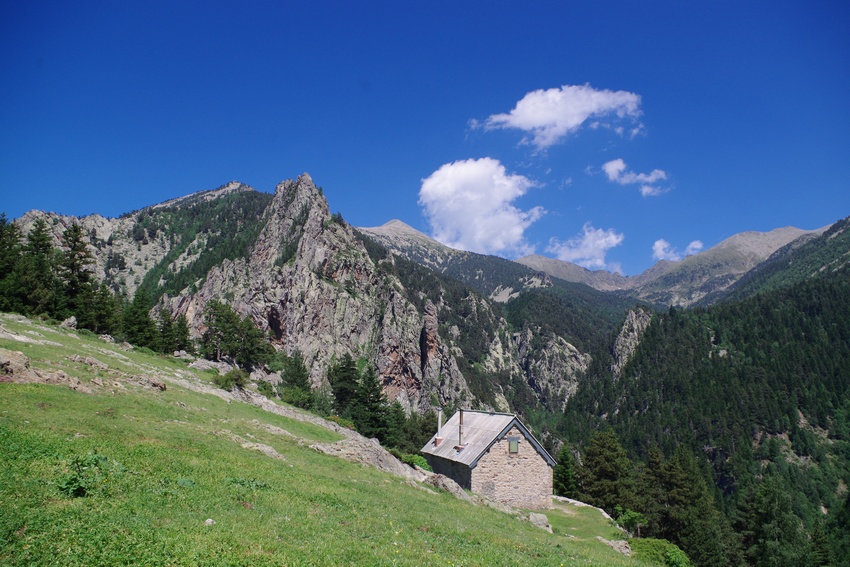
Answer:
xmin=1 ymin=314 xmax=651 ymax=566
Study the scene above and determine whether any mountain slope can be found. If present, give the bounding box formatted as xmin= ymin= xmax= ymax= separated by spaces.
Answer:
xmin=360 ymin=219 xmax=556 ymax=302
xmin=709 ymin=215 xmax=850 ymax=305
xmin=0 ymin=312 xmax=638 ymax=567
xmin=16 ymin=181 xmax=273 ymax=299
xmin=9 ymin=177 xmax=599 ymax=417
xmin=560 ymin=264 xmax=850 ymax=529
xmin=518 ymin=225 xmax=829 ymax=307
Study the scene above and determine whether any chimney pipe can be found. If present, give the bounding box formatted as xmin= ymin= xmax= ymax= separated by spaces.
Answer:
xmin=459 ymin=409 xmax=464 ymax=446
xmin=434 ymin=408 xmax=444 ymax=446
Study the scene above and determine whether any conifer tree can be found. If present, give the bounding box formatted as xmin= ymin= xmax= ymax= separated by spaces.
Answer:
xmin=122 ymin=289 xmax=158 ymax=349
xmin=58 ymin=223 xmax=95 ymax=325
xmin=328 ymin=353 xmax=359 ymax=417
xmin=746 ymin=474 xmax=811 ymax=567
xmin=19 ymin=218 xmax=57 ymax=315
xmin=553 ymin=445 xmax=578 ymax=498
xmin=90 ymin=284 xmax=120 ymax=335
xmin=0 ymin=213 xmax=22 ymax=312
xmin=350 ymin=366 xmax=388 ymax=441
xmin=173 ymin=313 xmax=192 ymax=353
xmin=157 ymin=308 xmax=176 ymax=354
xmin=577 ymin=429 xmax=633 ymax=515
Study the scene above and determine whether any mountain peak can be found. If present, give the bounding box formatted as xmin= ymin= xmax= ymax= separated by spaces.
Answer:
xmin=148 ymin=181 xmax=255 ymax=212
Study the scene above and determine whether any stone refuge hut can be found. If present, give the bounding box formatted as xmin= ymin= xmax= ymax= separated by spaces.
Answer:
xmin=421 ymin=410 xmax=555 ymax=509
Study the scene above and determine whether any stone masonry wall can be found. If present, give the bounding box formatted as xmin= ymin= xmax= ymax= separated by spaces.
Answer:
xmin=470 ymin=426 xmax=553 ymax=509
xmin=425 ymin=454 xmax=472 ymax=490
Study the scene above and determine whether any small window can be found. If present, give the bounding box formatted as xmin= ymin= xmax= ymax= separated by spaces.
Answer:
xmin=508 ymin=437 xmax=520 ymax=454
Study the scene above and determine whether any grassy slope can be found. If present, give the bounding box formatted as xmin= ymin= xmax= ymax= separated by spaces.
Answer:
xmin=1 ymin=313 xmax=648 ymax=566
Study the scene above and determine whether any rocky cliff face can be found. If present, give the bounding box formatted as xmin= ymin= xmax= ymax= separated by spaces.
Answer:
xmin=163 ymin=175 xmax=471 ymax=412
xmin=13 ymin=175 xmax=593 ymax=415
xmin=610 ymin=308 xmax=653 ymax=379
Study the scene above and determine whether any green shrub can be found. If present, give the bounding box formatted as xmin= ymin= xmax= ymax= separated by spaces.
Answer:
xmin=57 ymin=451 xmax=125 ymax=498
xmin=257 ymin=380 xmax=277 ymax=399
xmin=630 ymin=538 xmax=691 ymax=567
xmin=280 ymin=386 xmax=313 ymax=409
xmin=388 ymin=449 xmax=433 ymax=471
xmin=214 ymin=368 xmax=248 ymax=391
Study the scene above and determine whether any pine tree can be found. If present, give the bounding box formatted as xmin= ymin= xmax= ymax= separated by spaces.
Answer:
xmin=18 ymin=218 xmax=58 ymax=315
xmin=173 ymin=313 xmax=192 ymax=353
xmin=199 ymin=300 xmax=271 ymax=369
xmin=280 ymin=351 xmax=310 ymax=390
xmin=199 ymin=300 xmax=240 ymax=363
xmin=351 ymin=366 xmax=388 ymax=441
xmin=90 ymin=284 xmax=120 ymax=335
xmin=745 ymin=473 xmax=810 ymax=567
xmin=328 ymin=353 xmax=359 ymax=417
xmin=157 ymin=308 xmax=176 ymax=354
xmin=58 ymin=223 xmax=95 ymax=325
xmin=0 ymin=213 xmax=22 ymax=312
xmin=122 ymin=289 xmax=158 ymax=349
xmin=577 ymin=429 xmax=633 ymax=515
xmin=553 ymin=445 xmax=578 ymax=498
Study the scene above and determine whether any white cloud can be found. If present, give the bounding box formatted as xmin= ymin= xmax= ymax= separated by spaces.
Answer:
xmin=479 ymin=84 xmax=642 ymax=150
xmin=652 ymin=239 xmax=704 ymax=261
xmin=602 ymin=158 xmax=668 ymax=196
xmin=546 ymin=223 xmax=624 ymax=270
xmin=418 ymin=158 xmax=544 ymax=257
xmin=685 ymin=240 xmax=704 ymax=255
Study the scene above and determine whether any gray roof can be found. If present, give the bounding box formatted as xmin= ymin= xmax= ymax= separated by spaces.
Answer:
xmin=421 ymin=410 xmax=556 ymax=468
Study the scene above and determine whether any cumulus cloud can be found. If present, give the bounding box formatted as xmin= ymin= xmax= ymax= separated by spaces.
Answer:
xmin=602 ymin=158 xmax=668 ymax=196
xmin=478 ymin=84 xmax=643 ymax=150
xmin=546 ymin=223 xmax=625 ymax=271
xmin=418 ymin=158 xmax=544 ymax=257
xmin=652 ymin=239 xmax=704 ymax=261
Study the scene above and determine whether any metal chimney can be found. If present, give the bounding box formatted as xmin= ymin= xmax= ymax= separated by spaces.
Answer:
xmin=434 ymin=408 xmax=444 ymax=447
xmin=458 ymin=408 xmax=464 ymax=446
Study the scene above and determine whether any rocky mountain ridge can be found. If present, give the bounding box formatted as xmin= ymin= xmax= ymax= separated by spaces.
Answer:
xmin=362 ymin=219 xmax=830 ymax=308
xmin=518 ymin=226 xmax=830 ymax=307
xmin=12 ymin=176 xmax=591 ymax=415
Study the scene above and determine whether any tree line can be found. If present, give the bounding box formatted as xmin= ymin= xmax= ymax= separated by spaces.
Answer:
xmin=557 ymin=266 xmax=850 ymax=566
xmin=0 ymin=214 xmax=188 ymax=355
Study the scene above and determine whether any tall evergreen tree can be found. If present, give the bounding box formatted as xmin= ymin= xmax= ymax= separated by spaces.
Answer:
xmin=553 ymin=445 xmax=579 ymax=498
xmin=90 ymin=283 xmax=120 ymax=335
xmin=577 ymin=429 xmax=633 ymax=515
xmin=122 ymin=289 xmax=158 ymax=349
xmin=173 ymin=313 xmax=192 ymax=353
xmin=328 ymin=353 xmax=359 ymax=417
xmin=18 ymin=218 xmax=57 ymax=315
xmin=199 ymin=300 xmax=271 ymax=369
xmin=58 ymin=223 xmax=95 ymax=324
xmin=156 ymin=308 xmax=176 ymax=354
xmin=280 ymin=351 xmax=310 ymax=391
xmin=0 ymin=213 xmax=22 ymax=312
xmin=745 ymin=473 xmax=810 ymax=567
xmin=199 ymin=300 xmax=240 ymax=363
xmin=351 ymin=366 xmax=388 ymax=441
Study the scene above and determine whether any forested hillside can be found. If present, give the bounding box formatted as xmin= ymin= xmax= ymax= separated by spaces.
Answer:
xmin=713 ymin=215 xmax=850 ymax=306
xmin=558 ymin=264 xmax=850 ymax=566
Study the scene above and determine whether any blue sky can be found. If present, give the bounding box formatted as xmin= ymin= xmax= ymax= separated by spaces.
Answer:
xmin=2 ymin=1 xmax=848 ymax=275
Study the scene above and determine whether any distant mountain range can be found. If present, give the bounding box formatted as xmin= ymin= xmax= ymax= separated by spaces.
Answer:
xmin=361 ymin=219 xmax=834 ymax=307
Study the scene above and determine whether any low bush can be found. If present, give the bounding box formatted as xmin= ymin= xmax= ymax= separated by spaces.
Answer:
xmin=57 ymin=451 xmax=125 ymax=498
xmin=214 ymin=368 xmax=248 ymax=391
xmin=388 ymin=448 xmax=432 ymax=471
xmin=630 ymin=538 xmax=691 ymax=567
